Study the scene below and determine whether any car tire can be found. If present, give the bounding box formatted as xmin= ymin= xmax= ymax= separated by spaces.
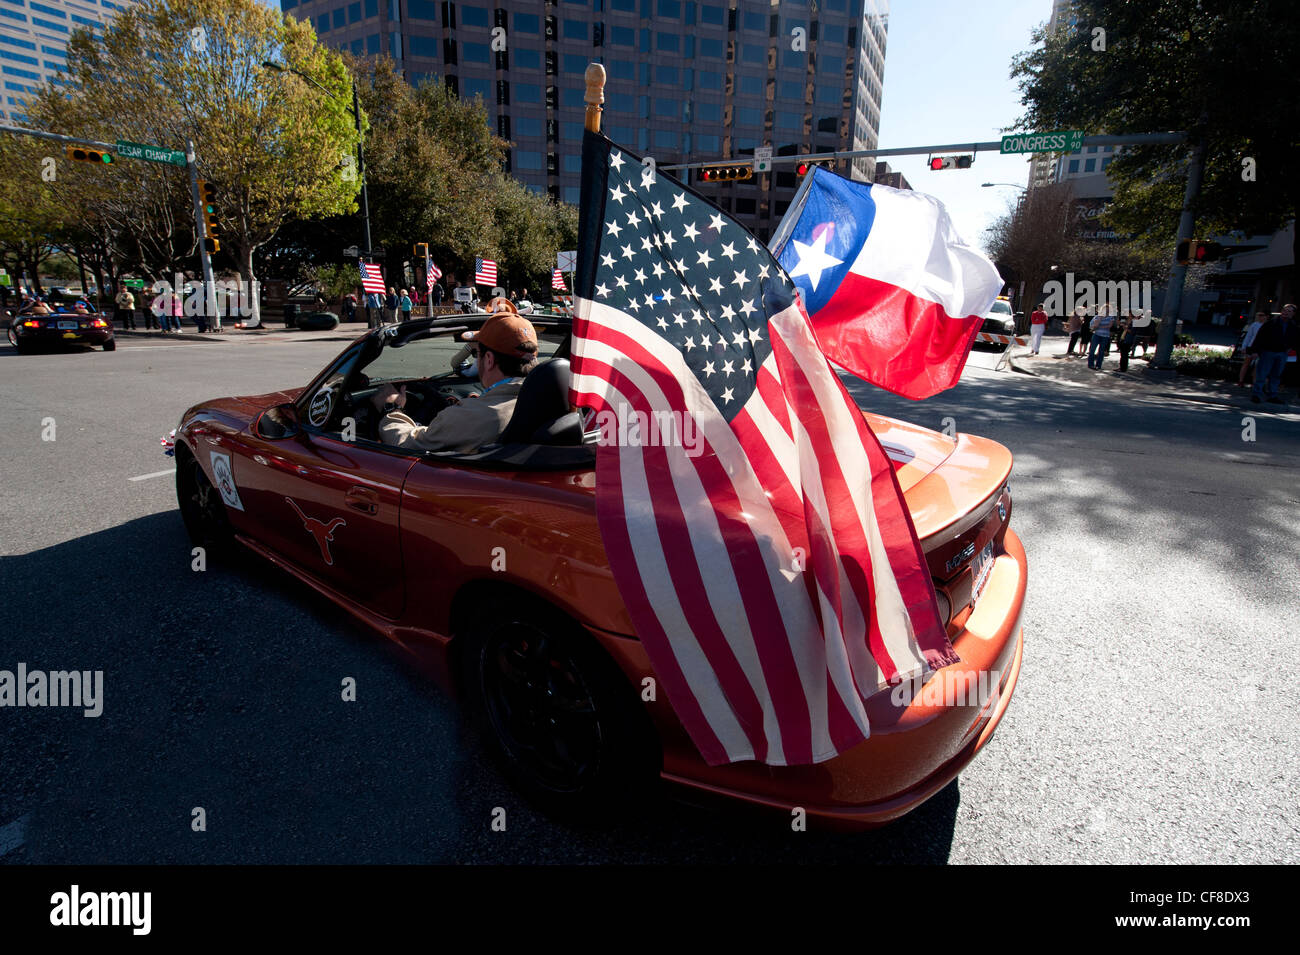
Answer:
xmin=296 ymin=312 xmax=339 ymax=331
xmin=176 ymin=445 xmax=234 ymax=557
xmin=103 ymin=339 xmax=116 ymax=351
xmin=457 ymin=597 xmax=660 ymax=821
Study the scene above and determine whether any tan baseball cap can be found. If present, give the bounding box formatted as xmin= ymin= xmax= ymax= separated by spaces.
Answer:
xmin=466 ymin=311 xmax=538 ymax=355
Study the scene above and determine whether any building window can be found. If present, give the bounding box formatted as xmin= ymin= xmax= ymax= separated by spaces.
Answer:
xmin=461 ymin=6 xmax=490 ymax=28
xmin=408 ymin=0 xmax=436 ymax=19
xmin=700 ymin=4 xmax=723 ymax=25
xmin=514 ymin=48 xmax=541 ymax=69
xmin=463 ymin=41 xmax=490 ymax=63
xmin=698 ymin=70 xmax=721 ymax=90
xmin=408 ymin=35 xmax=439 ymax=58
xmin=611 ymin=25 xmax=634 ymax=46
xmin=656 ymin=31 xmax=679 ymax=52
xmin=1068 ymin=159 xmax=1080 ymax=173
xmin=564 ymin=53 xmax=586 ymax=73
xmin=515 ymin=116 xmax=542 ymax=137
xmin=657 ymin=0 xmax=680 ymax=17
xmin=514 ymin=11 xmax=539 ymax=32
xmin=739 ymin=74 xmax=763 ymax=95
xmin=743 ymin=11 xmax=765 ymax=31
xmin=367 ymin=34 xmax=380 ymax=54
xmin=348 ymin=2 xmax=361 ymax=23
xmin=654 ymin=97 xmax=676 ymax=117
xmin=515 ymin=150 xmax=543 ymax=170
xmin=653 ymin=129 xmax=677 ymax=149
xmin=463 ymin=77 xmax=492 ymax=100
xmin=1084 ymin=158 xmax=1096 ymax=172
xmin=564 ymin=20 xmax=586 ymax=40
xmin=563 ymin=154 xmax=582 ymax=173
xmin=656 ymin=65 xmax=679 ymax=85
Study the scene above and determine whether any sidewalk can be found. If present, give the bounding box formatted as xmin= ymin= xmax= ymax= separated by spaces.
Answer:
xmin=1009 ymin=332 xmax=1296 ymax=414
xmin=114 ymin=320 xmax=369 ymax=345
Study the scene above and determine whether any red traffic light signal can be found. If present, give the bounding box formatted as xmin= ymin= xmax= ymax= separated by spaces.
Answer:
xmin=930 ymin=154 xmax=973 ymax=171
xmin=1194 ymin=241 xmax=1223 ymax=263
xmin=796 ymin=159 xmax=830 ymax=177
xmin=1177 ymin=239 xmax=1224 ymax=264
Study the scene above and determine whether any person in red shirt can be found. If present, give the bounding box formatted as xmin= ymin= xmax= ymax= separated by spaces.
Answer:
xmin=1029 ymin=303 xmax=1049 ymax=355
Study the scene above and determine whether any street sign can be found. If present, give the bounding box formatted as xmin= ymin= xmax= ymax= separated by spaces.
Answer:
xmin=342 ymin=245 xmax=360 ymax=258
xmin=999 ymin=130 xmax=1085 ymax=155
xmin=123 ymin=278 xmax=145 ymax=290
xmin=556 ymin=250 xmax=577 ymax=272
xmin=115 ymin=140 xmax=187 ymax=166
xmin=754 ymin=146 xmax=773 ymax=173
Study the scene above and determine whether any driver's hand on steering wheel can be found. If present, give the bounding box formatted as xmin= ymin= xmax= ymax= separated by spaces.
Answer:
xmin=373 ymin=383 xmax=407 ymax=413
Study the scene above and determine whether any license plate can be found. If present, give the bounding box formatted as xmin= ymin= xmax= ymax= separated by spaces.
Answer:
xmin=57 ymin=320 xmax=78 ymax=329
xmin=971 ymin=542 xmax=995 ymax=601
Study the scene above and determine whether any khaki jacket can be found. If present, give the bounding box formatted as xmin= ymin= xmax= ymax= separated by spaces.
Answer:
xmin=379 ymin=379 xmax=522 ymax=452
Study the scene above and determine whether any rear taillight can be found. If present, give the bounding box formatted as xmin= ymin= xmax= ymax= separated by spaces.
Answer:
xmin=90 ymin=318 xmax=108 ymax=328
xmin=22 ymin=319 xmax=42 ymax=328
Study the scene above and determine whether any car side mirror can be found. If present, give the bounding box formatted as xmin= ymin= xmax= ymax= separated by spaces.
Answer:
xmin=254 ymin=403 xmax=300 ymax=439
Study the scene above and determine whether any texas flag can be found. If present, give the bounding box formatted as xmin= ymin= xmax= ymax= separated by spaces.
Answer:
xmin=771 ymin=167 xmax=1003 ymax=400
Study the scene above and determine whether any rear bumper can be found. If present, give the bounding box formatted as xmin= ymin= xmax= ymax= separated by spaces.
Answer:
xmin=14 ymin=325 xmax=113 ymax=346
xmin=650 ymin=527 xmax=1029 ymax=829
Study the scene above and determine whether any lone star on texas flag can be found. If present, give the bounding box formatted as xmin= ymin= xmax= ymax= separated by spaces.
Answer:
xmin=786 ymin=223 xmax=844 ymax=291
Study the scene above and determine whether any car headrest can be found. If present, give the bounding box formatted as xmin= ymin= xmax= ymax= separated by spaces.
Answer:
xmin=499 ymin=358 xmax=580 ymax=445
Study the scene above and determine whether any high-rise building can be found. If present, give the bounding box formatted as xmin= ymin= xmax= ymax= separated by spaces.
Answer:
xmin=0 ymin=0 xmax=128 ymax=125
xmin=287 ymin=0 xmax=889 ymax=240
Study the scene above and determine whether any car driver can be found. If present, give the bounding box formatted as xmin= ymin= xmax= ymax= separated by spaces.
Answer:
xmin=372 ymin=310 xmax=540 ymax=452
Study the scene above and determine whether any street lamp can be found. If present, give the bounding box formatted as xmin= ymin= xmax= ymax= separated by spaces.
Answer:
xmin=262 ymin=61 xmax=372 ymax=255
xmin=982 ymin=182 xmax=1028 ymax=191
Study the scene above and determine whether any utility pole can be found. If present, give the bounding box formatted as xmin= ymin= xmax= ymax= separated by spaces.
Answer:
xmin=184 ymin=138 xmax=219 ymax=327
xmin=1152 ymin=137 xmax=1205 ymax=368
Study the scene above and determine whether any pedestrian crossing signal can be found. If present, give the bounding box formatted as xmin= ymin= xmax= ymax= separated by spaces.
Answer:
xmin=65 ymin=145 xmax=114 ymax=165
xmin=1176 ymin=239 xmax=1223 ymax=264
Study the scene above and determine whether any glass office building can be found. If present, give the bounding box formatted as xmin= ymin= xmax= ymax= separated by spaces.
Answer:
xmin=286 ymin=0 xmax=889 ymax=240
xmin=0 ymin=0 xmax=128 ymax=124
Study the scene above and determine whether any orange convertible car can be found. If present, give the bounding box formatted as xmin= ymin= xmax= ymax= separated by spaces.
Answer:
xmin=174 ymin=315 xmax=1025 ymax=827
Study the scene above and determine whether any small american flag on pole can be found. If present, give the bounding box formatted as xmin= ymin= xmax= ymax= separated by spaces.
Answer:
xmin=359 ymin=261 xmax=385 ymax=295
xmin=570 ymin=131 xmax=957 ymax=767
xmin=426 ymin=255 xmax=442 ymax=291
xmin=475 ymin=257 xmax=497 ymax=286
xmin=552 ymin=268 xmax=568 ymax=292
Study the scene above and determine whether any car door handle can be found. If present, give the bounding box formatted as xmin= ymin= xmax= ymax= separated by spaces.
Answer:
xmin=345 ymin=487 xmax=379 ymax=514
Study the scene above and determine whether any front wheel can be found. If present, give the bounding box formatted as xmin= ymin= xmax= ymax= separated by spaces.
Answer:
xmin=103 ymin=339 xmax=116 ymax=351
xmin=459 ymin=600 xmax=660 ymax=820
xmin=176 ymin=446 xmax=233 ymax=556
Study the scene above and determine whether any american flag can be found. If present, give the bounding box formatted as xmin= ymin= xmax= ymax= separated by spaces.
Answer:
xmin=426 ymin=255 xmax=442 ymax=291
xmin=359 ymin=261 xmax=385 ymax=295
xmin=475 ymin=257 xmax=497 ymax=286
xmin=552 ymin=268 xmax=567 ymax=292
xmin=570 ymin=132 xmax=958 ymax=767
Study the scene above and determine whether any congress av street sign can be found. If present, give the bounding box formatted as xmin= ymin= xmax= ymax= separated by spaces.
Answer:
xmin=999 ymin=130 xmax=1085 ymax=155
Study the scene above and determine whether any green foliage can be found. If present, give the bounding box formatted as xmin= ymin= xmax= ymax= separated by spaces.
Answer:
xmin=355 ymin=59 xmax=578 ymax=292
xmin=313 ymin=262 xmax=359 ymax=300
xmin=1010 ymin=0 xmax=1300 ymax=244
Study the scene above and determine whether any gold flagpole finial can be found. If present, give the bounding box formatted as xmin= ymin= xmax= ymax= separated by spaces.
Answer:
xmin=584 ymin=63 xmax=606 ymax=134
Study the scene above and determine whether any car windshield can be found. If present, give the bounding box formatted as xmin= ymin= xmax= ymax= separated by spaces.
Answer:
xmin=359 ymin=325 xmax=566 ymax=384
xmin=990 ymin=301 xmax=1013 ymax=315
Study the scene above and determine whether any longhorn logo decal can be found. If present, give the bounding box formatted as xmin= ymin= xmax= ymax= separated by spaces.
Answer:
xmin=285 ymin=497 xmax=346 ymax=565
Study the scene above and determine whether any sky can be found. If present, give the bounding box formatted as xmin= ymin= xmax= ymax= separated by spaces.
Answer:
xmin=876 ymin=0 xmax=1050 ymax=252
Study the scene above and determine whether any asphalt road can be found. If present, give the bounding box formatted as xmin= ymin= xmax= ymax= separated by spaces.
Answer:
xmin=1 ymin=332 xmax=1297 ymax=864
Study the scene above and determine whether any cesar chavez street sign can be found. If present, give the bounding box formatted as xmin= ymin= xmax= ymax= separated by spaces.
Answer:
xmin=999 ymin=130 xmax=1085 ymax=155
xmin=115 ymin=140 xmax=187 ymax=167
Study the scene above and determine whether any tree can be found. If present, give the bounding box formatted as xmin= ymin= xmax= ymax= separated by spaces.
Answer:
xmin=984 ymin=183 xmax=1075 ymax=313
xmin=1010 ymin=0 xmax=1300 ymax=292
xmin=47 ymin=0 xmax=362 ymax=325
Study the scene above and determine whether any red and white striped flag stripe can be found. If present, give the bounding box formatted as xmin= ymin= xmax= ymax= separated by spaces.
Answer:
xmin=359 ymin=261 xmax=385 ymax=295
xmin=552 ymin=268 xmax=567 ymax=291
xmin=426 ymin=256 xmax=442 ymax=289
xmin=475 ymin=257 xmax=497 ymax=286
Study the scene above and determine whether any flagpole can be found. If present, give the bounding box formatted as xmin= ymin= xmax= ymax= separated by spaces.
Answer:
xmin=584 ymin=63 xmax=605 ymax=134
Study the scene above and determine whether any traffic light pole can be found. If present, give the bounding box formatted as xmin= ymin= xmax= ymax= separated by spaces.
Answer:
xmin=184 ymin=138 xmax=220 ymax=329
xmin=1151 ymin=137 xmax=1205 ymax=369
xmin=0 ymin=123 xmax=115 ymax=151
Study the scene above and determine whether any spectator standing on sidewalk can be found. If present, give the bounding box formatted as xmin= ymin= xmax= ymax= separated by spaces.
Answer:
xmin=365 ymin=290 xmax=382 ymax=328
xmin=1078 ymin=306 xmax=1094 ymax=357
xmin=114 ymin=286 xmax=136 ymax=331
xmin=1116 ymin=310 xmax=1142 ymax=372
xmin=1251 ymin=304 xmax=1297 ymax=404
xmin=1065 ymin=306 xmax=1084 ymax=356
xmin=1029 ymin=302 xmax=1048 ymax=355
xmin=398 ymin=289 xmax=414 ymax=322
xmin=1087 ymin=303 xmax=1116 ymax=369
xmin=1238 ymin=310 xmax=1268 ymax=387
xmin=384 ymin=287 xmax=399 ymax=324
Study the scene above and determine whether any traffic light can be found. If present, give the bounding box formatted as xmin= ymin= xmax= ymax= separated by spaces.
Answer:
xmin=1176 ymin=239 xmax=1224 ymax=264
xmin=414 ymin=242 xmax=429 ymax=259
xmin=1193 ymin=240 xmax=1223 ymax=263
xmin=929 ymin=154 xmax=973 ymax=170
xmin=796 ymin=160 xmax=830 ymax=177
xmin=698 ymin=164 xmax=753 ymax=183
xmin=198 ymin=180 xmax=220 ymax=253
xmin=65 ymin=145 xmax=113 ymax=165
